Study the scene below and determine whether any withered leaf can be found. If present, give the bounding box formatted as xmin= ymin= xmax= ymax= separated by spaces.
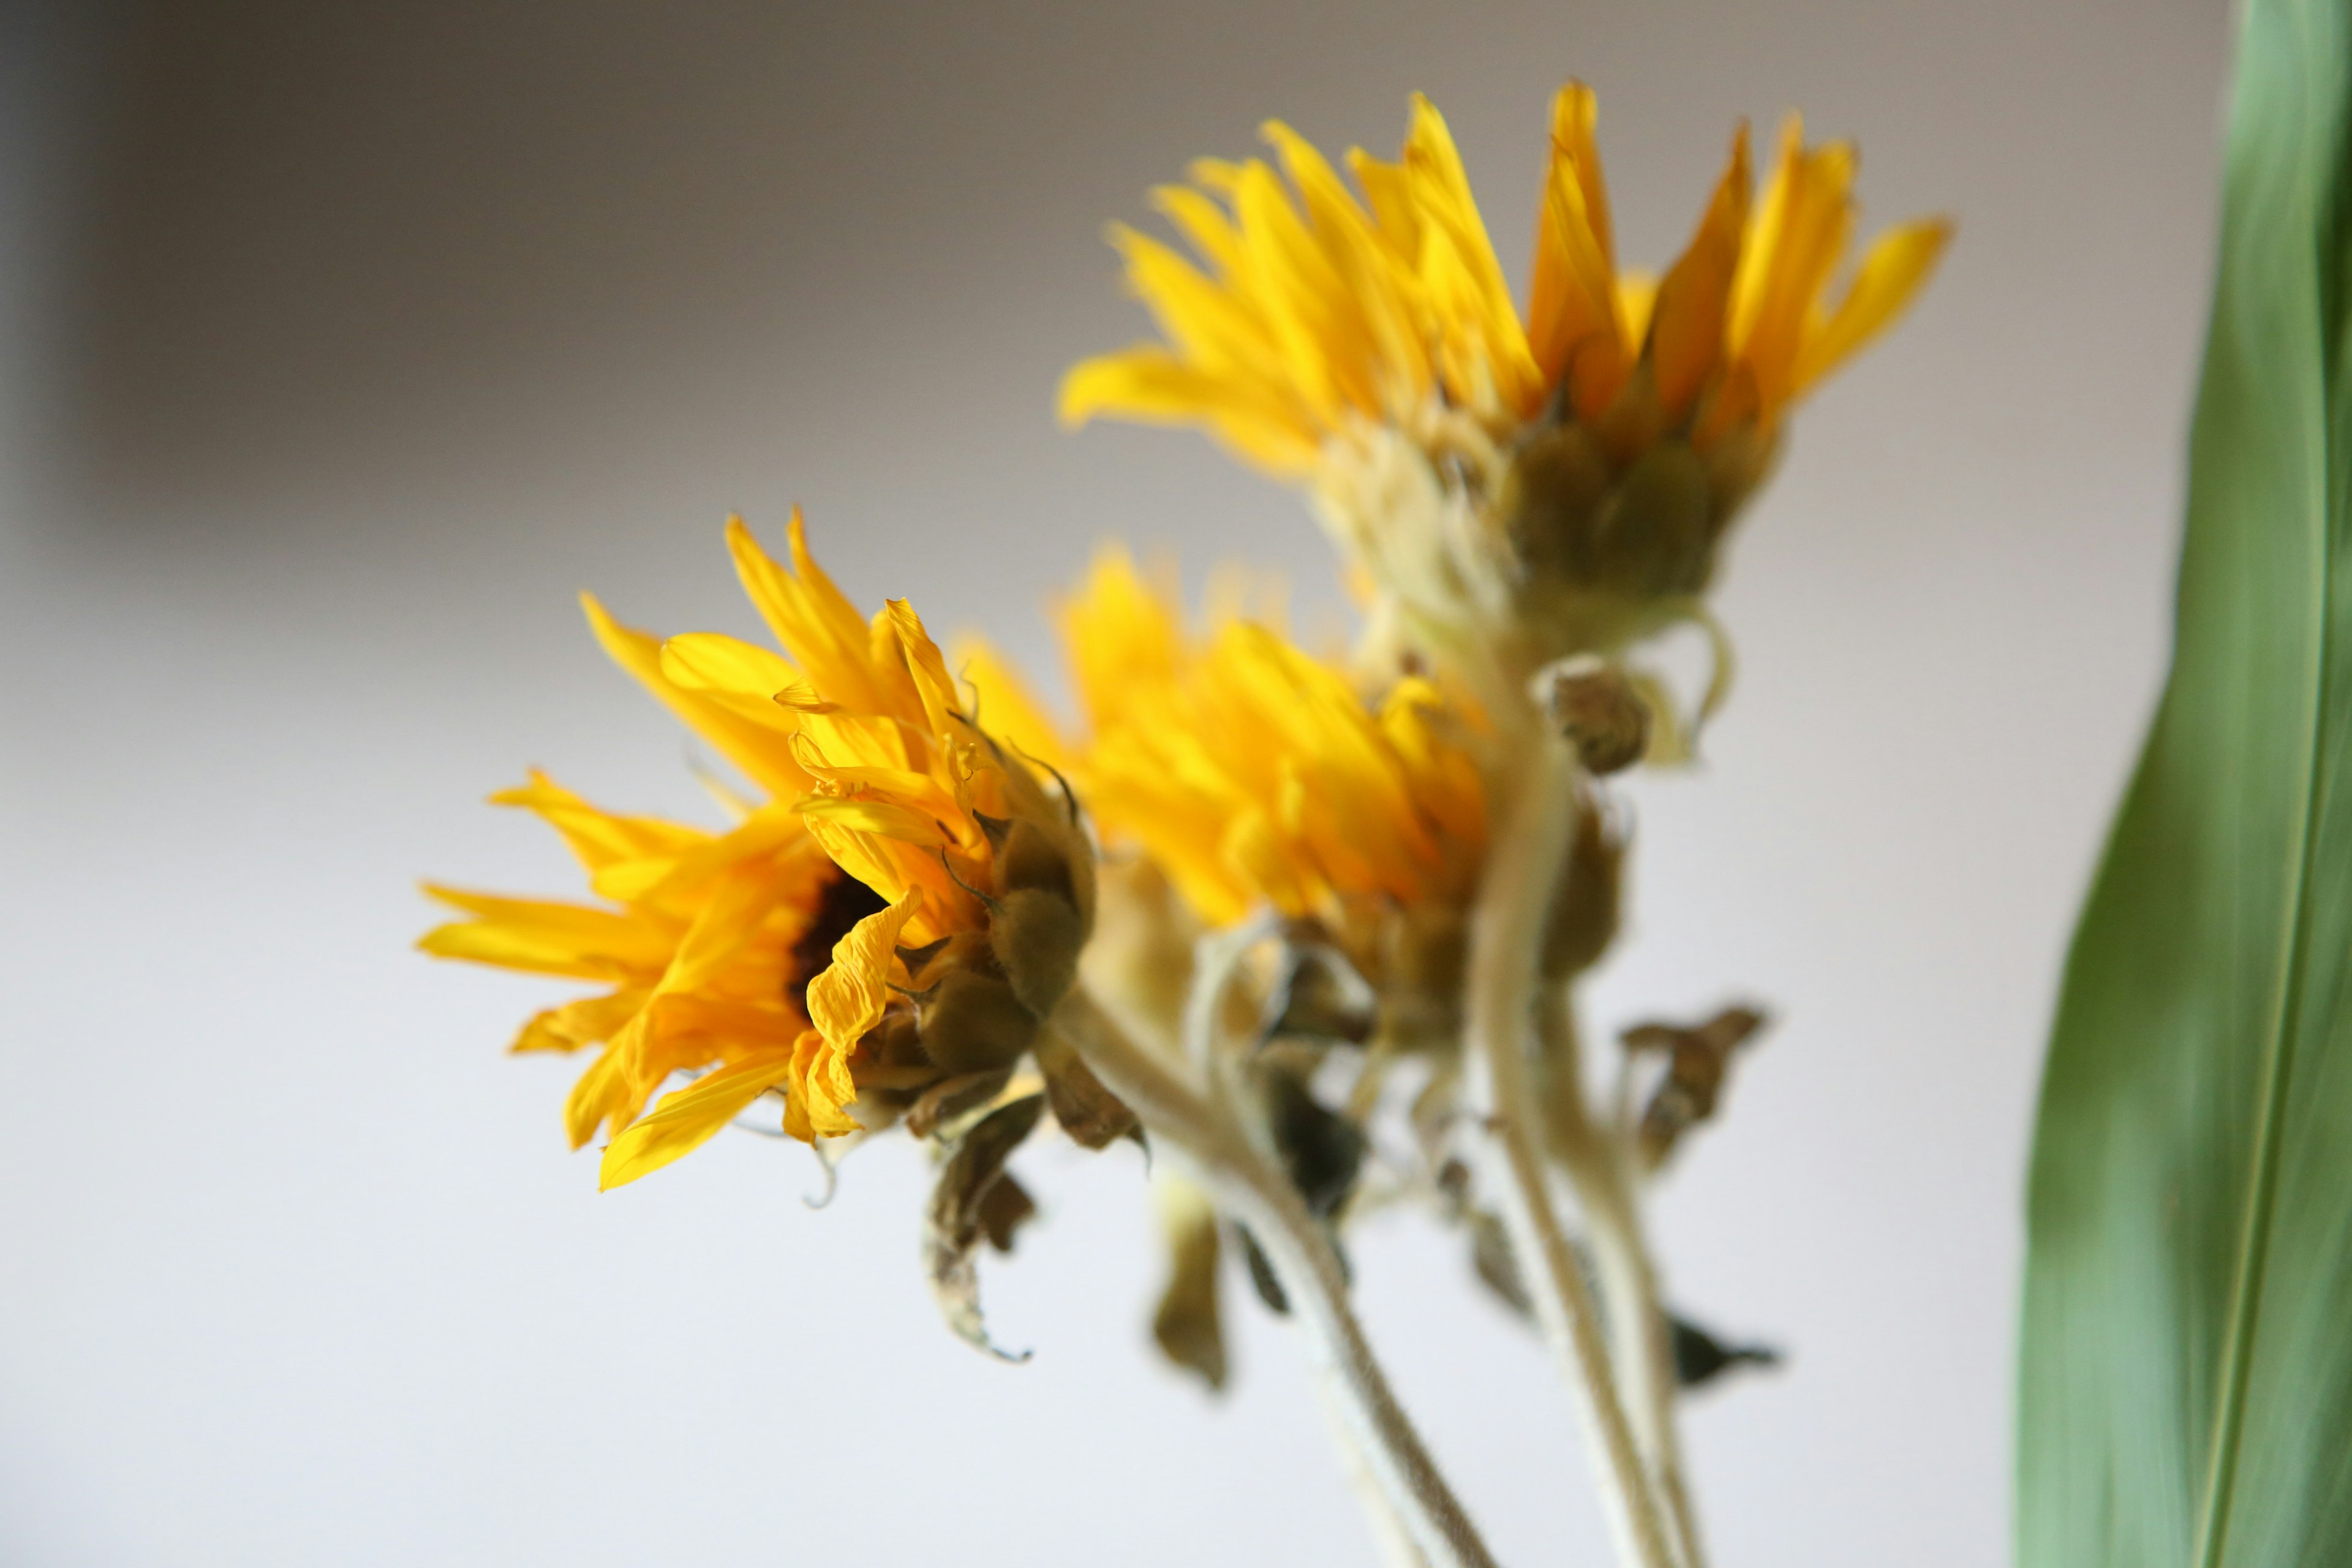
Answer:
xmin=1034 ymin=1026 xmax=1137 ymax=1150
xmin=1151 ymin=1191 xmax=1227 ymax=1390
xmin=905 ymin=1068 xmax=1012 ymax=1142
xmin=1261 ymin=1064 xmax=1366 ymax=1221
xmin=1237 ymin=1224 xmax=1288 ymax=1317
xmin=1265 ymin=939 xmax=1376 ymax=1045
xmin=1623 ymin=1005 xmax=1767 ymax=1168
xmin=1469 ymin=1209 xmax=1532 ymax=1319
xmin=975 ymin=1170 xmax=1036 ymax=1254
xmin=924 ymin=1092 xmax=1046 ymax=1361
xmin=1668 ymin=1311 xmax=1781 ymax=1390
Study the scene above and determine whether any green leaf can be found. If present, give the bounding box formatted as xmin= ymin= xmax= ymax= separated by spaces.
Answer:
xmin=2018 ymin=2 xmax=2352 ymax=1565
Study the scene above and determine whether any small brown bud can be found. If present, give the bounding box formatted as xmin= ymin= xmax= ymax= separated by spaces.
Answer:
xmin=993 ymin=816 xmax=1079 ymax=905
xmin=1548 ymin=656 xmax=1651 ymax=776
xmin=1540 ymin=802 xmax=1624 ymax=979
xmin=989 ymin=886 xmax=1085 ymax=1018
xmin=919 ymin=968 xmax=1039 ymax=1074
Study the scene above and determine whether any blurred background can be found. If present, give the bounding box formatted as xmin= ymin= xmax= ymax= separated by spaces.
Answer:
xmin=0 ymin=1 xmax=2227 ymax=1563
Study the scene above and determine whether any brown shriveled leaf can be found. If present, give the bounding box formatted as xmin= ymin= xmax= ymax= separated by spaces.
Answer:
xmin=975 ymin=1170 xmax=1036 ymax=1254
xmin=1150 ymin=1180 xmax=1227 ymax=1390
xmin=924 ymin=1092 xmax=1046 ymax=1361
xmin=1668 ymin=1312 xmax=1781 ymax=1390
xmin=1265 ymin=938 xmax=1377 ymax=1045
xmin=904 ymin=1068 xmax=1013 ymax=1141
xmin=1622 ymin=1005 xmax=1766 ymax=1169
xmin=1257 ymin=1061 xmax=1366 ymax=1221
xmin=1469 ymin=1208 xmax=1532 ymax=1319
xmin=1033 ymin=1027 xmax=1137 ymax=1149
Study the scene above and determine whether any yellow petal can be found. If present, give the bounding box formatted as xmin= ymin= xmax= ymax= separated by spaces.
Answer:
xmin=783 ymin=1027 xmax=862 ymax=1140
xmin=724 ymin=511 xmax=909 ymax=723
xmin=805 ymin=886 xmax=923 ymax=1050
xmin=581 ymin=592 xmax=809 ymax=798
xmin=660 ymin=632 xmax=802 ymax=701
xmin=1526 ymin=82 xmax=1629 ymax=415
xmin=1791 ymin=217 xmax=1952 ymax=394
xmin=488 ymin=772 xmax=707 ymax=875
xmin=418 ymin=886 xmax=678 ymax=980
xmin=511 ymin=989 xmax=647 ymax=1054
xmin=598 ymin=1054 xmax=795 ymax=1189
xmin=954 ymin=637 xmax=1073 ymax=775
xmin=794 ymin=794 xmax=952 ymax=847
xmin=886 ymin=599 xmax=965 ymax=740
xmin=1058 ymin=350 xmax=1320 ymax=474
xmin=1649 ymin=123 xmax=1752 ymax=421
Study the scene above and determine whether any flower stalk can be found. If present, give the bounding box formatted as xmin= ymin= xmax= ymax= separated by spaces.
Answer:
xmin=1056 ymin=988 xmax=1496 ymax=1568
xmin=1542 ymin=988 xmax=1707 ymax=1568
xmin=1468 ymin=718 xmax=1679 ymax=1568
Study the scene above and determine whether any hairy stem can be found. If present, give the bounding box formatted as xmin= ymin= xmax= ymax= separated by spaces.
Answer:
xmin=1470 ymin=726 xmax=1679 ymax=1568
xmin=1542 ymin=990 xmax=1705 ymax=1568
xmin=1057 ymin=989 xmax=1496 ymax=1568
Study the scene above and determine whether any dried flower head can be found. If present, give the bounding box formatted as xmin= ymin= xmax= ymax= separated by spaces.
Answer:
xmin=1063 ymin=85 xmax=1948 ymax=683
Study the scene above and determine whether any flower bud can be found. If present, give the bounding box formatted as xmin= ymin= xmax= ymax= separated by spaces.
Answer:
xmin=919 ymin=968 xmax=1040 ymax=1074
xmin=1547 ymin=656 xmax=1651 ymax=776
xmin=1540 ymin=801 xmax=1624 ymax=979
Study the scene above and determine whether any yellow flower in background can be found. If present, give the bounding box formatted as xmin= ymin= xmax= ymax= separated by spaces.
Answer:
xmin=960 ymin=548 xmax=1487 ymax=940
xmin=1061 ymin=85 xmax=1950 ymax=679
xmin=1063 ymin=84 xmax=1945 ymax=476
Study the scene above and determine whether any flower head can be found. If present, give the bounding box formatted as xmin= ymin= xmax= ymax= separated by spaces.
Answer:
xmin=419 ymin=773 xmax=875 ymax=1184
xmin=1062 ymin=86 xmax=1949 ymax=679
xmin=425 ymin=513 xmax=1101 ymax=1186
xmin=975 ymin=547 xmax=1494 ymax=1054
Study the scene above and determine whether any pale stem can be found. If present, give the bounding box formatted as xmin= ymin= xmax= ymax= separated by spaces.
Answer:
xmin=1469 ymin=724 xmax=1679 ymax=1568
xmin=1314 ymin=1378 xmax=1434 ymax=1568
xmin=1540 ymin=989 xmax=1706 ymax=1568
xmin=1056 ymin=989 xmax=1497 ymax=1568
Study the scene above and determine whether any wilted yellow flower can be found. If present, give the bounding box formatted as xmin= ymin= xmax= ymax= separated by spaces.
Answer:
xmin=1062 ymin=85 xmax=1949 ymax=680
xmin=425 ymin=513 xmax=1099 ymax=1186
xmin=668 ymin=513 xmax=1099 ymax=1110
xmin=1059 ymin=549 xmax=1486 ymax=930
xmin=957 ymin=548 xmax=1494 ymax=1056
xmin=419 ymin=772 xmax=887 ymax=1184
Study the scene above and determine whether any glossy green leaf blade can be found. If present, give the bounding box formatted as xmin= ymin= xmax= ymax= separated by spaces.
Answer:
xmin=2018 ymin=2 xmax=2352 ymax=1565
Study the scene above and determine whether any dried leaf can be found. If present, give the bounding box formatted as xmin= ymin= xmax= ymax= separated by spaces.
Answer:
xmin=1265 ymin=937 xmax=1377 ymax=1044
xmin=975 ymin=1170 xmax=1036 ymax=1254
xmin=1237 ymin=1224 xmax=1288 ymax=1317
xmin=924 ymin=1093 xmax=1045 ymax=1360
xmin=1259 ymin=1062 xmax=1366 ymax=1221
xmin=904 ymin=1068 xmax=1012 ymax=1142
xmin=1622 ymin=1005 xmax=1766 ymax=1167
xmin=1469 ymin=1209 xmax=1532 ymax=1319
xmin=1033 ymin=1026 xmax=1137 ymax=1149
xmin=1668 ymin=1313 xmax=1780 ymax=1390
xmin=1150 ymin=1180 xmax=1227 ymax=1390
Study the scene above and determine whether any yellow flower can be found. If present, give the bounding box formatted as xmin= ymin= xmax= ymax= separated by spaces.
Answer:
xmin=1043 ymin=548 xmax=1487 ymax=938
xmin=425 ymin=512 xmax=1095 ymax=1184
xmin=1065 ymin=83 xmax=1943 ymax=472
xmin=419 ymin=771 xmax=885 ymax=1185
xmin=1060 ymin=85 xmax=1949 ymax=675
xmin=623 ymin=512 xmax=1099 ymax=1114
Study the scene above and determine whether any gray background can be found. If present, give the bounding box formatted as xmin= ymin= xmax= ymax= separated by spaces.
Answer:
xmin=0 ymin=1 xmax=2227 ymax=1563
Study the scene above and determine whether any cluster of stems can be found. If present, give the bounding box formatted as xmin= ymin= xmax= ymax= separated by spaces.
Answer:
xmin=1062 ymin=679 xmax=1703 ymax=1568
